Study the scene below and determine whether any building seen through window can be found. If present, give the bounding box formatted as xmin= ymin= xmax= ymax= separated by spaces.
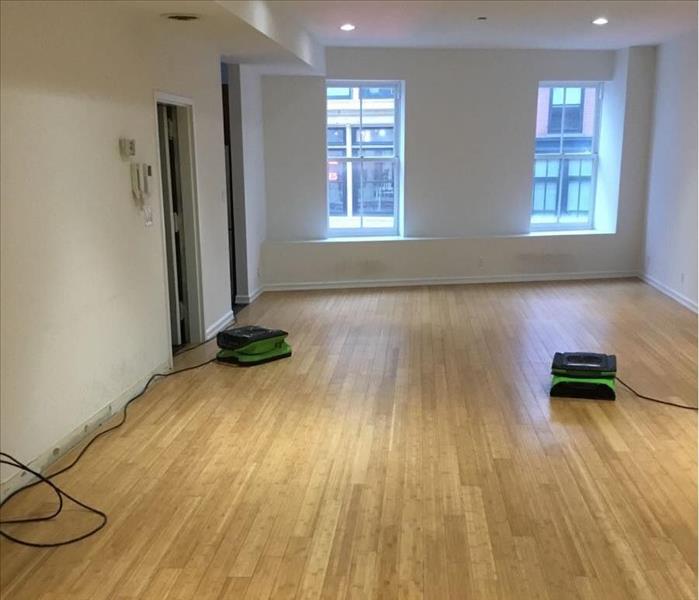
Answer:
xmin=532 ymin=84 xmax=602 ymax=229
xmin=326 ymin=83 xmax=401 ymax=235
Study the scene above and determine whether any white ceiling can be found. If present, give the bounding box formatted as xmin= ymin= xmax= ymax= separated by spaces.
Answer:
xmin=116 ymin=0 xmax=304 ymax=65
xmin=268 ymin=0 xmax=698 ymax=50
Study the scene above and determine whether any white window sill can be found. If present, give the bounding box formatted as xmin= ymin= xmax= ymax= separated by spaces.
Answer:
xmin=325 ymin=235 xmax=404 ymax=242
xmin=278 ymin=229 xmax=616 ymax=245
xmin=526 ymin=229 xmax=613 ymax=237
xmin=321 ymin=230 xmax=613 ymax=243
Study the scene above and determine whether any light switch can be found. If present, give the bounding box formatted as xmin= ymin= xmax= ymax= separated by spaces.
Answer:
xmin=143 ymin=205 xmax=154 ymax=227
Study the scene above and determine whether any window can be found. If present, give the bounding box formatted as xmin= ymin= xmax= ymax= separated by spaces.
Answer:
xmin=360 ymin=86 xmax=396 ymax=100
xmin=327 ymin=87 xmax=352 ymax=100
xmin=548 ymin=87 xmax=583 ymax=134
xmin=531 ymin=83 xmax=602 ymax=229
xmin=327 ymin=127 xmax=346 ymax=158
xmin=326 ymin=81 xmax=402 ymax=236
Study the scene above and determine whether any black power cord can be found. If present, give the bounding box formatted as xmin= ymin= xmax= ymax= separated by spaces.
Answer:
xmin=0 ymin=349 xmax=218 ymax=548
xmin=0 ymin=454 xmax=107 ymax=548
xmin=616 ymin=376 xmax=698 ymax=411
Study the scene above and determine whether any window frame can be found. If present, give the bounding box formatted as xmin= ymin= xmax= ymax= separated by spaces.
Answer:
xmin=548 ymin=86 xmax=585 ymax=135
xmin=531 ymin=81 xmax=604 ymax=232
xmin=326 ymin=79 xmax=403 ymax=238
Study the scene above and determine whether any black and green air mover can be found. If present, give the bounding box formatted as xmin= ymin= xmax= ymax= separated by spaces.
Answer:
xmin=216 ymin=325 xmax=291 ymax=366
xmin=550 ymin=352 xmax=617 ymax=400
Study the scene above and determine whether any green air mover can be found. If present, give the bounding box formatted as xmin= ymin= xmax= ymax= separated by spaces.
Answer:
xmin=550 ymin=352 xmax=616 ymax=400
xmin=216 ymin=326 xmax=291 ymax=366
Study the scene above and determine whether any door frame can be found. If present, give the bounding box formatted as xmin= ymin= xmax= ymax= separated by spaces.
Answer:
xmin=153 ymin=91 xmax=205 ymax=361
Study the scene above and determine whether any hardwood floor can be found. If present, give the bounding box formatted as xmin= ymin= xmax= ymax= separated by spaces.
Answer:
xmin=1 ymin=279 xmax=696 ymax=600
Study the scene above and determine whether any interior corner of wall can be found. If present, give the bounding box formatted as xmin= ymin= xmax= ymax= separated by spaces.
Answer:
xmin=593 ymin=48 xmax=632 ymax=234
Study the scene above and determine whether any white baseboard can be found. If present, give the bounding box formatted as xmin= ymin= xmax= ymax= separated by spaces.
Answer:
xmin=2 ymin=309 xmax=236 ymax=500
xmin=204 ymin=310 xmax=235 ymax=339
xmin=640 ymin=273 xmax=698 ymax=313
xmin=263 ymin=270 xmax=638 ymax=292
xmin=235 ymin=287 xmax=263 ymax=305
xmin=0 ymin=359 xmax=171 ymax=502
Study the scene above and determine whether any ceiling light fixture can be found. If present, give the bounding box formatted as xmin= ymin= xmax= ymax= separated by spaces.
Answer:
xmin=592 ymin=17 xmax=609 ymax=26
xmin=340 ymin=23 xmax=356 ymax=32
xmin=162 ymin=13 xmax=200 ymax=21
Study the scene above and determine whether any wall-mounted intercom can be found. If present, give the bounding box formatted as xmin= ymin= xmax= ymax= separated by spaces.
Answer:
xmin=119 ymin=137 xmax=153 ymax=225
xmin=130 ymin=162 xmax=152 ymax=204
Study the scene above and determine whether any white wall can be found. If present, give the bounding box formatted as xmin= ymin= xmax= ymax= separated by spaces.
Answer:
xmin=225 ymin=64 xmax=251 ymax=301
xmin=219 ymin=0 xmax=325 ymax=73
xmin=643 ymin=30 xmax=698 ymax=311
xmin=0 ymin=1 xmax=232 ymax=484
xmin=617 ymin=47 xmax=657 ymax=267
xmin=595 ymin=50 xmax=627 ymax=233
xmin=328 ymin=48 xmax=616 ymax=238
xmin=262 ymin=233 xmax=639 ymax=289
xmin=261 ymin=47 xmax=657 ymax=287
xmin=239 ymin=66 xmax=268 ymax=300
xmin=226 ymin=64 xmax=269 ymax=303
xmin=263 ymin=75 xmax=327 ymax=240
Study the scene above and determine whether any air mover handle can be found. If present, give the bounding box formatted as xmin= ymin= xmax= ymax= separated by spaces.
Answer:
xmin=551 ymin=352 xmax=617 ymax=374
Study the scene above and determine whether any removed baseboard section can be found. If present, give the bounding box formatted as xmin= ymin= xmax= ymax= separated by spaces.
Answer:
xmin=641 ymin=273 xmax=698 ymax=313
xmin=234 ymin=287 xmax=263 ymax=305
xmin=0 ymin=359 xmax=171 ymax=502
xmin=204 ymin=310 xmax=235 ymax=339
xmin=263 ymin=270 xmax=637 ymax=292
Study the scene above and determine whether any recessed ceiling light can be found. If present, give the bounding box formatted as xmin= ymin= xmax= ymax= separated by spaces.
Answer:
xmin=592 ymin=17 xmax=609 ymax=26
xmin=340 ymin=23 xmax=356 ymax=32
xmin=162 ymin=13 xmax=200 ymax=21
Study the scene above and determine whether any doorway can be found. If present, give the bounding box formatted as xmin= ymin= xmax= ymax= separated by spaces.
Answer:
xmin=221 ymin=80 xmax=237 ymax=306
xmin=156 ymin=96 xmax=205 ymax=351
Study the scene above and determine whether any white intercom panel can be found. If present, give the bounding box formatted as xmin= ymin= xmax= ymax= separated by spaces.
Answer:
xmin=120 ymin=136 xmax=153 ymax=226
xmin=130 ymin=162 xmax=152 ymax=204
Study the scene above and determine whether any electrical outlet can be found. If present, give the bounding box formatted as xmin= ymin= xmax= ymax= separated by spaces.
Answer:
xmin=478 ymin=257 xmax=484 ymax=270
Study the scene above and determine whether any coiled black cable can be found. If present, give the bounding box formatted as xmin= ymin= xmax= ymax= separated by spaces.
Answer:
xmin=0 ymin=453 xmax=107 ymax=548
xmin=0 ymin=347 xmax=218 ymax=548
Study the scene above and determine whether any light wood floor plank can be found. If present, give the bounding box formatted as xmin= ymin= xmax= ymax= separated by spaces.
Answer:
xmin=1 ymin=279 xmax=696 ymax=599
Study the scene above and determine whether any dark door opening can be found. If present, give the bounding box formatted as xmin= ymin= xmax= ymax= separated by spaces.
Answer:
xmin=222 ymin=81 xmax=237 ymax=308
xmin=158 ymin=103 xmax=189 ymax=350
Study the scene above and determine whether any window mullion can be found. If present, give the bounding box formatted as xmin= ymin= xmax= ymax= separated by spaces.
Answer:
xmin=358 ymin=86 xmax=364 ymax=230
xmin=344 ymin=126 xmax=352 ymax=219
xmin=556 ymin=100 xmax=566 ymax=222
